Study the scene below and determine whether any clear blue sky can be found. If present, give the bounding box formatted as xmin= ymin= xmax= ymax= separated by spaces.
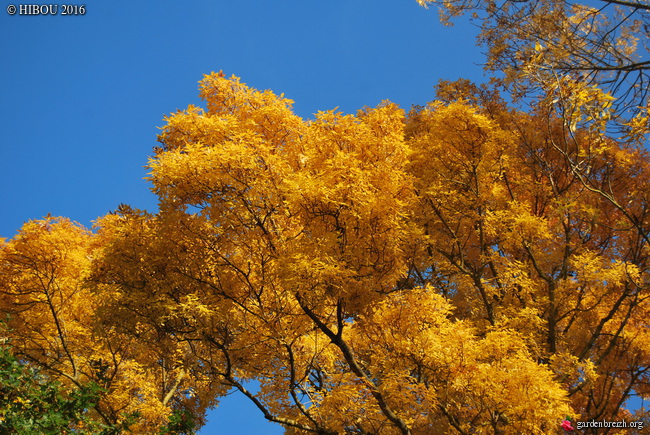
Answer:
xmin=1 ymin=1 xmax=484 ymax=432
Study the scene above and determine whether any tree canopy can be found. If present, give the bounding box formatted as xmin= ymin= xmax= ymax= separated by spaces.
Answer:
xmin=418 ymin=0 xmax=650 ymax=120
xmin=1 ymin=1 xmax=650 ymax=434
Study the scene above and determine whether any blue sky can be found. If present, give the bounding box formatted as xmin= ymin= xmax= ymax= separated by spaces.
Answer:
xmin=1 ymin=1 xmax=484 ymax=432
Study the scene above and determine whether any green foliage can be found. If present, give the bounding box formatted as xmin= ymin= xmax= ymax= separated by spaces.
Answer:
xmin=158 ymin=409 xmax=197 ymax=435
xmin=0 ymin=344 xmax=120 ymax=434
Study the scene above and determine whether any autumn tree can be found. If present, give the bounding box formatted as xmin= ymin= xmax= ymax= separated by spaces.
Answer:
xmin=416 ymin=0 xmax=650 ymax=117
xmin=416 ymin=0 xmax=650 ymax=187
xmin=86 ymin=72 xmax=602 ymax=434
xmin=0 ymin=217 xmax=200 ymax=433
xmin=3 ymin=63 xmax=650 ymax=433
xmin=408 ymin=78 xmax=650 ymax=432
xmin=409 ymin=6 xmax=650 ymax=429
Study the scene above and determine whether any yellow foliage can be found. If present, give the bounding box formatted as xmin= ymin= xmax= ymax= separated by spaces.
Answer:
xmin=5 ymin=73 xmax=650 ymax=433
xmin=0 ymin=217 xmax=180 ymax=432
